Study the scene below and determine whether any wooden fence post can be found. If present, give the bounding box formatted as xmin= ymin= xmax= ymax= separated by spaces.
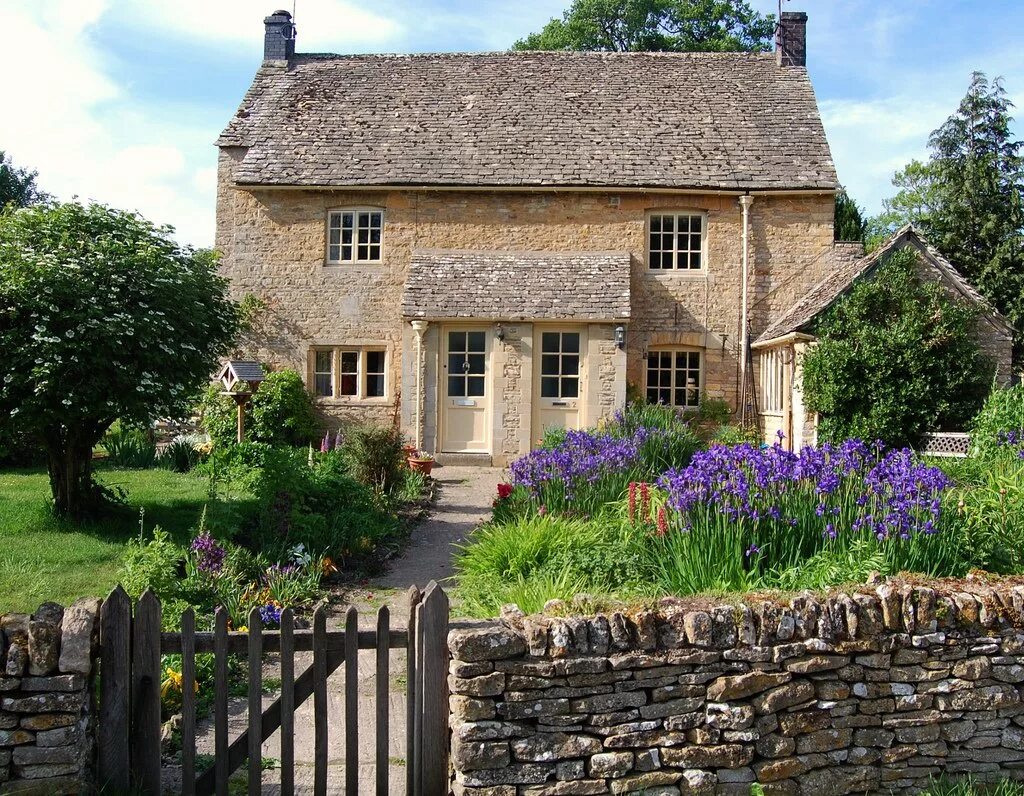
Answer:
xmin=406 ymin=586 xmax=422 ymax=796
xmin=181 ymin=607 xmax=197 ymax=796
xmin=131 ymin=590 xmax=162 ymax=794
xmin=98 ymin=586 xmax=131 ymax=792
xmin=419 ymin=581 xmax=450 ymax=796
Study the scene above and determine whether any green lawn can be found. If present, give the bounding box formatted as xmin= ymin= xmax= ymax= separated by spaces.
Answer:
xmin=0 ymin=465 xmax=251 ymax=613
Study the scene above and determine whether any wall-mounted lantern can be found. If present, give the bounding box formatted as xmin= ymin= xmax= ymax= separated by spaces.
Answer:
xmin=495 ymin=323 xmax=505 ymax=343
xmin=614 ymin=325 xmax=626 ymax=349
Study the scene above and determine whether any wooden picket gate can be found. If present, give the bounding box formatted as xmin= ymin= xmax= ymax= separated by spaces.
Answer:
xmin=96 ymin=581 xmax=450 ymax=795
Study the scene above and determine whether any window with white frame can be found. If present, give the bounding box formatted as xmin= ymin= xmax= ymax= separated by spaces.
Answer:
xmin=646 ymin=348 xmax=702 ymax=408
xmin=326 ymin=209 xmax=383 ymax=263
xmin=309 ymin=347 xmax=388 ymax=400
xmin=648 ymin=212 xmax=705 ymax=270
xmin=759 ymin=349 xmax=786 ymax=414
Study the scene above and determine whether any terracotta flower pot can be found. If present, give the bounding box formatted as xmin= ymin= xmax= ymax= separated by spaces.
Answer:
xmin=408 ymin=456 xmax=434 ymax=475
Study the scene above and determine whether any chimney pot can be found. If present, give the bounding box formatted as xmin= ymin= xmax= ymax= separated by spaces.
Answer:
xmin=776 ymin=11 xmax=807 ymax=67
xmin=264 ymin=9 xmax=295 ymax=63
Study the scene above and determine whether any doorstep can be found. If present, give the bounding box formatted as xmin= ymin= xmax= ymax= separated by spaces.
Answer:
xmin=434 ymin=453 xmax=494 ymax=467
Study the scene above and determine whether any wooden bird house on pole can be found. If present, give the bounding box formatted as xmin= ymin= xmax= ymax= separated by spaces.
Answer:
xmin=216 ymin=361 xmax=266 ymax=443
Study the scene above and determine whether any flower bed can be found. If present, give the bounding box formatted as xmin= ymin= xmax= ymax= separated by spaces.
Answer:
xmin=457 ymin=402 xmax=1024 ymax=617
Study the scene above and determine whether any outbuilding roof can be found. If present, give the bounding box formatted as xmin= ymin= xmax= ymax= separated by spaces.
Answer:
xmin=401 ymin=250 xmax=631 ymax=321
xmin=218 ymin=51 xmax=837 ymax=191
xmin=755 ymin=226 xmax=1015 ymax=346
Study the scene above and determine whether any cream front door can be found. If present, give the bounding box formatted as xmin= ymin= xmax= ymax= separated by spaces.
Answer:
xmin=441 ymin=329 xmax=490 ymax=453
xmin=533 ymin=328 xmax=585 ymax=442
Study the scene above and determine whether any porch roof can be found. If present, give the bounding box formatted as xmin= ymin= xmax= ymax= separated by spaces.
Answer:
xmin=401 ymin=250 xmax=631 ymax=322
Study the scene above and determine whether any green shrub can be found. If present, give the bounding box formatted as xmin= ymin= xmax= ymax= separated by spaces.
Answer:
xmin=104 ymin=424 xmax=158 ymax=469
xmin=455 ymin=514 xmax=645 ymax=616
xmin=119 ymin=527 xmax=183 ymax=598
xmin=159 ymin=435 xmax=204 ymax=473
xmin=697 ymin=395 xmax=731 ymax=425
xmin=971 ymin=384 xmax=1024 ymax=458
xmin=199 ymin=369 xmax=319 ymax=448
xmin=802 ymin=249 xmax=992 ymax=447
xmin=711 ymin=424 xmax=761 ymax=446
xmin=342 ymin=424 xmax=406 ymax=493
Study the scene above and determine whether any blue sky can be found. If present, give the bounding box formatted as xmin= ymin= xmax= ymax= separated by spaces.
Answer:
xmin=2 ymin=0 xmax=1022 ymax=247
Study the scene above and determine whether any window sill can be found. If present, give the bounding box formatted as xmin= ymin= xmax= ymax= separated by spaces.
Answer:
xmin=315 ymin=397 xmax=394 ymax=408
xmin=323 ymin=261 xmax=385 ymax=269
xmin=645 ymin=270 xmax=709 ymax=279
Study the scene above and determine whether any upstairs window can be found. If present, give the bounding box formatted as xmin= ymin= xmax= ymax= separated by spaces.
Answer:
xmin=648 ymin=213 xmax=705 ymax=270
xmin=327 ymin=209 xmax=383 ymax=263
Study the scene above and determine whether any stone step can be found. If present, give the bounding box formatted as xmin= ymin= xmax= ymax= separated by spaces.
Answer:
xmin=434 ymin=453 xmax=494 ymax=467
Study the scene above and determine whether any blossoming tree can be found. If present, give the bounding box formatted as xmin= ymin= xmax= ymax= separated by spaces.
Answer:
xmin=0 ymin=202 xmax=238 ymax=518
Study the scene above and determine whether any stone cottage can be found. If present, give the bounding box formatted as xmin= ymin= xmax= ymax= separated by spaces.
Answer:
xmin=215 ymin=9 xmax=1009 ymax=464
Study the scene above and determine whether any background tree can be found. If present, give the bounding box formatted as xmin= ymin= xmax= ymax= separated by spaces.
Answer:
xmin=869 ymin=73 xmax=1024 ymax=347
xmin=0 ymin=151 xmax=46 ymax=209
xmin=801 ymin=249 xmax=992 ymax=448
xmin=834 ymin=188 xmax=867 ymax=243
xmin=514 ymin=0 xmax=774 ymax=52
xmin=0 ymin=202 xmax=239 ymax=518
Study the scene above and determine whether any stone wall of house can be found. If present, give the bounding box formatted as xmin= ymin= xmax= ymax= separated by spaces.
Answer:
xmin=217 ymin=149 xmax=836 ymax=448
xmin=0 ymin=599 xmax=100 ymax=793
xmin=448 ymin=580 xmax=1024 ymax=796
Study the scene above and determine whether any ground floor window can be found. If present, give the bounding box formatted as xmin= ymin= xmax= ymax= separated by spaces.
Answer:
xmin=309 ymin=347 xmax=388 ymax=400
xmin=759 ymin=348 xmax=785 ymax=413
xmin=646 ymin=348 xmax=701 ymax=408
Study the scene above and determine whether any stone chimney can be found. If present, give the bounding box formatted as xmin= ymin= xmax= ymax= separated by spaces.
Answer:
xmin=264 ymin=9 xmax=295 ymax=63
xmin=776 ymin=11 xmax=807 ymax=67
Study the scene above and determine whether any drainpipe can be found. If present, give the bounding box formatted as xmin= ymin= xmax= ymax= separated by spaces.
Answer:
xmin=739 ymin=194 xmax=754 ymax=425
xmin=410 ymin=320 xmax=429 ymax=450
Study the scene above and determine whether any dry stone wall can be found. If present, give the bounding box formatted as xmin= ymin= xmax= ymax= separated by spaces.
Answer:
xmin=0 ymin=599 xmax=100 ymax=795
xmin=448 ymin=580 xmax=1024 ymax=796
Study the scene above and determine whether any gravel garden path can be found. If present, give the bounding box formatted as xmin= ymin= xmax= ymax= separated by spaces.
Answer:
xmin=181 ymin=464 xmax=503 ymax=794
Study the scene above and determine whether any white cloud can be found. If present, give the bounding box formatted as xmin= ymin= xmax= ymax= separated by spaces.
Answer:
xmin=0 ymin=0 xmax=218 ymax=246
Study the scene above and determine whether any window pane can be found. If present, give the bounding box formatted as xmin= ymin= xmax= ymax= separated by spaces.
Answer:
xmin=340 ymin=373 xmax=357 ymax=396
xmin=690 ymin=233 xmax=701 ymax=251
xmin=448 ymin=376 xmax=464 ymax=397
xmin=370 ymin=228 xmax=381 ymax=244
xmin=691 ymin=215 xmax=702 ymax=233
xmin=314 ymin=374 xmax=332 ymax=397
xmin=687 ymin=389 xmax=699 ymax=406
xmin=329 ymin=228 xmax=340 ymax=246
xmin=328 ymin=245 xmax=340 ymax=261
xmin=369 ymin=245 xmax=381 ymax=260
xmin=329 ymin=213 xmax=341 ymax=230
xmin=650 ymin=216 xmax=662 ymax=233
xmin=370 ymin=212 xmax=382 ymax=227
xmin=650 ymin=251 xmax=663 ymax=269
xmin=689 ymin=251 xmax=701 ymax=269
xmin=341 ymin=245 xmax=352 ymax=260
xmin=467 ymin=354 xmax=485 ymax=374
xmin=561 ymin=378 xmax=578 ymax=398
xmin=659 ymin=351 xmax=671 ymax=368
xmin=646 ymin=388 xmax=659 ymax=403
xmin=358 ymin=245 xmax=369 ymax=259
xmin=467 ymin=331 xmax=486 ymax=352
xmin=561 ymin=356 xmax=579 ymax=376
xmin=366 ymin=351 xmax=385 ymax=374
xmin=688 ymin=351 xmax=700 ymax=369
xmin=448 ymin=353 xmax=465 ymax=373
xmin=342 ymin=228 xmax=353 ymax=244
xmin=358 ymin=228 xmax=369 ymax=245
xmin=315 ymin=350 xmax=332 ymax=371
xmin=366 ymin=374 xmax=385 ymax=397
xmin=678 ymin=215 xmax=690 ymax=234
xmin=658 ymin=388 xmax=671 ymax=404
xmin=562 ymin=334 xmax=579 ymax=354
xmin=449 ymin=331 xmax=466 ymax=351
xmin=541 ymin=376 xmax=559 ymax=397
xmin=662 ymin=216 xmax=674 ymax=233
xmin=467 ymin=376 xmax=485 ymax=396
xmin=341 ymin=351 xmax=358 ymax=374
xmin=541 ymin=355 xmax=560 ymax=376
xmin=675 ymin=388 xmax=686 ymax=406
xmin=675 ymin=352 xmax=687 ymax=368
xmin=541 ymin=333 xmax=559 ymax=353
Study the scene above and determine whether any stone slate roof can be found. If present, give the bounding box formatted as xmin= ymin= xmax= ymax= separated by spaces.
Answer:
xmin=755 ymin=226 xmax=1015 ymax=345
xmin=401 ymin=250 xmax=631 ymax=321
xmin=218 ymin=52 xmax=837 ymax=191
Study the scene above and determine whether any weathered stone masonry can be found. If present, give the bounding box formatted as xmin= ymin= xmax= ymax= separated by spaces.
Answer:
xmin=0 ymin=599 xmax=100 ymax=795
xmin=448 ymin=580 xmax=1024 ymax=795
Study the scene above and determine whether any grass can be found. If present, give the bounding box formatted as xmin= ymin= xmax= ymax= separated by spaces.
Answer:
xmin=0 ymin=464 xmax=253 ymax=613
xmin=919 ymin=778 xmax=1024 ymax=796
